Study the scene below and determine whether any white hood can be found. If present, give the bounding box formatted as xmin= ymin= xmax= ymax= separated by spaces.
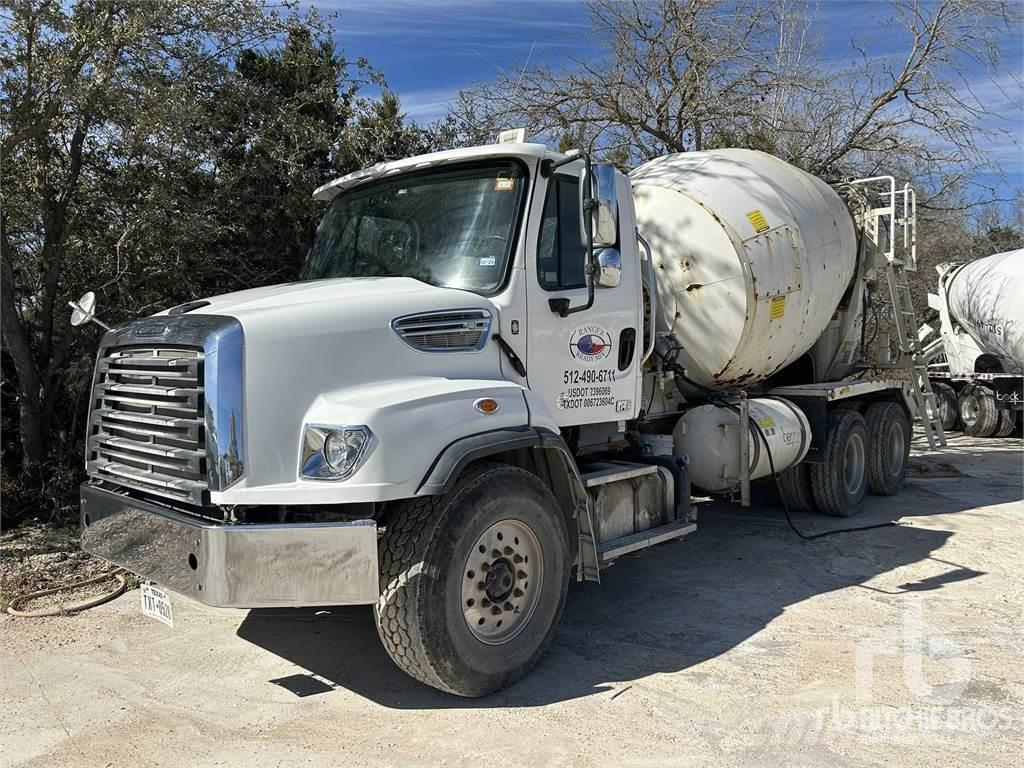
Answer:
xmin=156 ymin=277 xmax=508 ymax=497
xmin=162 ymin=276 xmax=490 ymax=320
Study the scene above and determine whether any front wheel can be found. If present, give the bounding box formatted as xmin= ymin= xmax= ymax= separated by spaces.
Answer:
xmin=375 ymin=463 xmax=570 ymax=696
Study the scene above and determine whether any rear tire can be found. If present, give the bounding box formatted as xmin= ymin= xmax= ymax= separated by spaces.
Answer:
xmin=994 ymin=409 xmax=1017 ymax=438
xmin=375 ymin=463 xmax=570 ymax=697
xmin=931 ymin=382 xmax=958 ymax=431
xmin=810 ymin=409 xmax=869 ymax=517
xmin=778 ymin=461 xmax=817 ymax=512
xmin=958 ymin=384 xmax=999 ymax=437
xmin=864 ymin=402 xmax=910 ymax=496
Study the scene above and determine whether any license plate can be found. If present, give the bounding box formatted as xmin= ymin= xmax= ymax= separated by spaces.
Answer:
xmin=140 ymin=582 xmax=174 ymax=627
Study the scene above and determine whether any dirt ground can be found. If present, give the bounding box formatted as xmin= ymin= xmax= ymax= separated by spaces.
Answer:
xmin=2 ymin=431 xmax=1021 ymax=767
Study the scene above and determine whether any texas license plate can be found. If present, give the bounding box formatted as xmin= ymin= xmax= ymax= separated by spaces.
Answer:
xmin=140 ymin=582 xmax=174 ymax=627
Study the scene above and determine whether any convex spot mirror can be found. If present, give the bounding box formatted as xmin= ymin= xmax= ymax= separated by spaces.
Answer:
xmin=70 ymin=291 xmax=98 ymax=327
xmin=596 ymin=248 xmax=621 ymax=288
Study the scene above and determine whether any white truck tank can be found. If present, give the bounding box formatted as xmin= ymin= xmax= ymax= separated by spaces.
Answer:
xmin=944 ymin=249 xmax=1024 ymax=370
xmin=631 ymin=149 xmax=858 ymax=390
xmin=672 ymin=397 xmax=811 ymax=492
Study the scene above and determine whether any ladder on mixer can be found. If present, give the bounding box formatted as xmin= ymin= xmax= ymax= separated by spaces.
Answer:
xmin=848 ymin=175 xmax=946 ymax=449
xmin=885 ymin=260 xmax=947 ymax=449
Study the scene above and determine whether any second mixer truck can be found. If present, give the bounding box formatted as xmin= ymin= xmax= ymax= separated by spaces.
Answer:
xmin=76 ymin=139 xmax=932 ymax=695
xmin=921 ymin=248 xmax=1023 ymax=437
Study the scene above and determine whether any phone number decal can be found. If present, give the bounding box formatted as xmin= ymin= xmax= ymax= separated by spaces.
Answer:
xmin=563 ymin=369 xmax=615 ymax=385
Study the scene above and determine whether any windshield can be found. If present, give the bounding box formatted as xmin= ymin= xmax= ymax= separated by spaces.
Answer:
xmin=302 ymin=160 xmax=528 ymax=294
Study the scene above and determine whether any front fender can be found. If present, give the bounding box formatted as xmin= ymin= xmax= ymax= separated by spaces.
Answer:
xmin=211 ymin=377 xmax=531 ymax=505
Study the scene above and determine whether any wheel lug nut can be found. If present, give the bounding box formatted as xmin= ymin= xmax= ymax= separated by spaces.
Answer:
xmin=517 ymin=570 xmax=527 ymax=579
xmin=477 ymin=581 xmax=486 ymax=590
xmin=513 ymin=554 xmax=524 ymax=563
xmin=492 ymin=549 xmax=502 ymax=558
xmin=513 ymin=588 xmax=524 ymax=598
xmin=503 ymin=546 xmax=514 ymax=555
xmin=481 ymin=598 xmax=491 ymax=607
xmin=491 ymin=605 xmax=502 ymax=616
xmin=503 ymin=601 xmax=514 ymax=612
xmin=480 ymin=562 xmax=490 ymax=571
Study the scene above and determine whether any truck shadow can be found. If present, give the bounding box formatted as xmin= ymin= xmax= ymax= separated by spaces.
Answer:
xmin=236 ymin=473 xmax=1017 ymax=709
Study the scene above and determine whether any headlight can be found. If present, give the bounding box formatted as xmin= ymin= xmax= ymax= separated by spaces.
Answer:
xmin=300 ymin=424 xmax=372 ymax=481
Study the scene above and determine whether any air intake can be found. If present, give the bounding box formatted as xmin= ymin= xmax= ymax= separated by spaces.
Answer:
xmin=392 ymin=309 xmax=492 ymax=352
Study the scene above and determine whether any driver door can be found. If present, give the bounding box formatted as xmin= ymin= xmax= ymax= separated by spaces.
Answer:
xmin=524 ymin=170 xmax=643 ymax=427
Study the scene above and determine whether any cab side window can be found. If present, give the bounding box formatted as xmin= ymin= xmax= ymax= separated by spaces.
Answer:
xmin=537 ymin=176 xmax=587 ymax=290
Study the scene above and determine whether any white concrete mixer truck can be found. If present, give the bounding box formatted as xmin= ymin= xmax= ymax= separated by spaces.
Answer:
xmin=76 ymin=140 xmax=926 ymax=696
xmin=921 ymin=249 xmax=1023 ymax=437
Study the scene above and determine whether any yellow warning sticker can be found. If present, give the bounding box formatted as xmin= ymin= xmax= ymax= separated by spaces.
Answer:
xmin=746 ymin=209 xmax=769 ymax=233
xmin=757 ymin=416 xmax=777 ymax=429
xmin=770 ymin=295 xmax=786 ymax=320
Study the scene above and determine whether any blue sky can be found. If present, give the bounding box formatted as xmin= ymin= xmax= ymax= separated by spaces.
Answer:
xmin=309 ymin=0 xmax=1022 ymax=201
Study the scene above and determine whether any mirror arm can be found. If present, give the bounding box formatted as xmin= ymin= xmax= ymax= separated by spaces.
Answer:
xmin=548 ymin=153 xmax=598 ymax=318
xmin=540 ymin=151 xmax=580 ymax=178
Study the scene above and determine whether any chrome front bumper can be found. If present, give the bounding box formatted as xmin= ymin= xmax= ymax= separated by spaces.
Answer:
xmin=80 ymin=484 xmax=379 ymax=608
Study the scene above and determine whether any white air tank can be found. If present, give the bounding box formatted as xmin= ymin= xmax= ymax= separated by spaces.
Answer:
xmin=672 ymin=397 xmax=811 ymax=492
xmin=944 ymin=249 xmax=1024 ymax=369
xmin=631 ymin=149 xmax=858 ymax=390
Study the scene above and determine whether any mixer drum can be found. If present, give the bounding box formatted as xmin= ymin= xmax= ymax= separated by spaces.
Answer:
xmin=631 ymin=149 xmax=858 ymax=390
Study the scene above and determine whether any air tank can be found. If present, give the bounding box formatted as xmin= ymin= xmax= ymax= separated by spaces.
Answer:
xmin=943 ymin=249 xmax=1024 ymax=369
xmin=631 ymin=149 xmax=858 ymax=390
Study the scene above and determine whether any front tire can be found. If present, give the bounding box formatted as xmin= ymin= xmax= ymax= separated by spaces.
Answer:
xmin=810 ymin=409 xmax=869 ymax=517
xmin=958 ymin=384 xmax=999 ymax=437
xmin=864 ymin=401 xmax=910 ymax=496
xmin=375 ymin=463 xmax=570 ymax=697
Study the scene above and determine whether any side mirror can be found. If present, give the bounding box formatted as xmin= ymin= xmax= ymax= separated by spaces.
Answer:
xmin=596 ymin=248 xmax=621 ymax=288
xmin=579 ymin=163 xmax=618 ymax=249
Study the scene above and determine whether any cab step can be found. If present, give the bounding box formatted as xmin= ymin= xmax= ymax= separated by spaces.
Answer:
xmin=597 ymin=520 xmax=696 ymax=563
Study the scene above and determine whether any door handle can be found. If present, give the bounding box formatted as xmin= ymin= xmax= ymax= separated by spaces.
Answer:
xmin=618 ymin=328 xmax=637 ymax=371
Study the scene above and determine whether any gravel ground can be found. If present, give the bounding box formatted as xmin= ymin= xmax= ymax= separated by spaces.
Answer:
xmin=0 ymin=525 xmax=124 ymax=614
xmin=1 ymin=430 xmax=1021 ymax=767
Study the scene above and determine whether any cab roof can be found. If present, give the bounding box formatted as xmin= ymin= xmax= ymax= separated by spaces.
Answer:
xmin=312 ymin=143 xmax=571 ymax=202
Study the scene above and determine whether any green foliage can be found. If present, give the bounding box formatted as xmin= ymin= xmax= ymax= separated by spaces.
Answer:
xmin=0 ymin=0 xmax=438 ymax=525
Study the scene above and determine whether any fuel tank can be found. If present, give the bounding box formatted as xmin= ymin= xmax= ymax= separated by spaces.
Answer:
xmin=631 ymin=149 xmax=858 ymax=390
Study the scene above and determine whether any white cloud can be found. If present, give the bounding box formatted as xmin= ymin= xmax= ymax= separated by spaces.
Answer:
xmin=395 ymin=86 xmax=461 ymax=123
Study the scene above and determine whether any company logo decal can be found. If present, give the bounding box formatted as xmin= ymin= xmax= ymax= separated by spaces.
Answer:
xmin=133 ymin=323 xmax=169 ymax=338
xmin=569 ymin=325 xmax=612 ymax=363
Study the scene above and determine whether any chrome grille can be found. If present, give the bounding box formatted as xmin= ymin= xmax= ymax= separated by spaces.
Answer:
xmin=392 ymin=309 xmax=492 ymax=352
xmin=87 ymin=347 xmax=207 ymax=505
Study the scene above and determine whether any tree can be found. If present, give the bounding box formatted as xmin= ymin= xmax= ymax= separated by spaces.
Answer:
xmin=452 ymin=0 xmax=1021 ymax=184
xmin=2 ymin=0 xmax=298 ymax=487
xmin=0 ymin=0 xmax=434 ymax=518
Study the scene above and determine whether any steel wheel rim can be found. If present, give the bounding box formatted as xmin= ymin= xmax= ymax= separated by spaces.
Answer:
xmin=887 ymin=420 xmax=905 ymax=475
xmin=461 ymin=518 xmax=543 ymax=645
xmin=844 ymin=431 xmax=866 ymax=495
xmin=961 ymin=395 xmax=979 ymax=425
